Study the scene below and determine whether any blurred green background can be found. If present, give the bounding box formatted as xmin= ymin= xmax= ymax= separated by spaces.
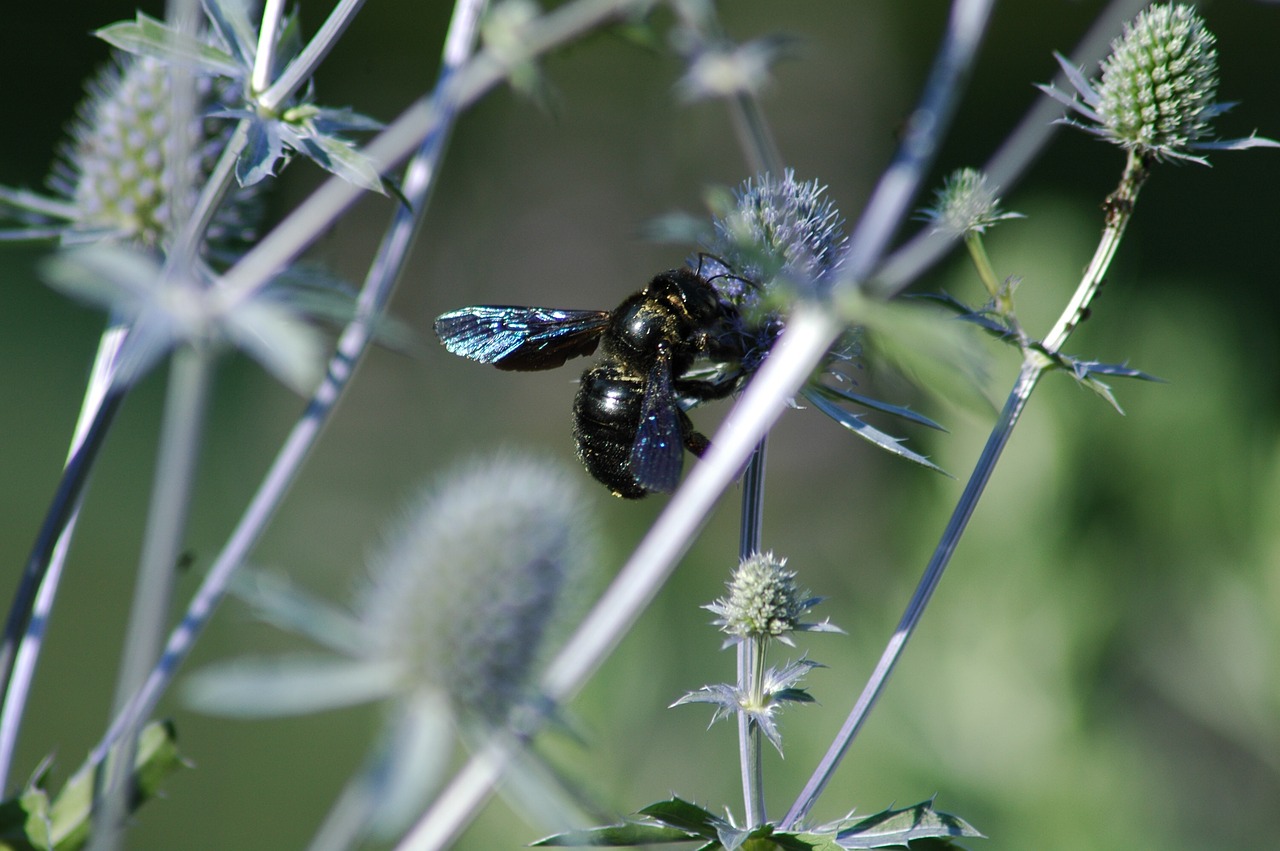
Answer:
xmin=2 ymin=1 xmax=1278 ymax=848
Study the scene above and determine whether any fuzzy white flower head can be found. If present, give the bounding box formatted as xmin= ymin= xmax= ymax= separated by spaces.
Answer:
xmin=358 ymin=454 xmax=594 ymax=725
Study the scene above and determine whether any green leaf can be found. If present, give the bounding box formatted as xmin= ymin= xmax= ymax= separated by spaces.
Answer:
xmin=202 ymin=0 xmax=258 ymax=67
xmin=834 ymin=800 xmax=983 ymax=848
xmin=45 ymin=720 xmax=186 ymax=850
xmin=532 ymin=822 xmax=698 ymax=846
xmin=788 ymin=832 xmax=846 ymax=851
xmin=282 ymin=126 xmax=386 ymax=195
xmin=228 ymin=569 xmax=366 ymax=656
xmin=837 ymin=292 xmax=993 ymax=416
xmin=639 ymin=798 xmax=724 ymax=838
xmin=1035 ymin=350 xmax=1164 ymax=415
xmin=95 ymin=13 xmax=241 ymax=76
xmin=908 ymin=292 xmax=1015 ymax=342
xmin=221 ymin=294 xmax=327 ymax=395
xmin=0 ymin=784 xmax=52 ymax=851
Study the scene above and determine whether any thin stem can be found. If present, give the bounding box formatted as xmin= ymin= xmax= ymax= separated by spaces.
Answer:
xmin=782 ymin=149 xmax=1149 ymax=829
xmin=841 ymin=0 xmax=994 ymax=286
xmin=260 ymin=0 xmax=369 ymax=111
xmin=737 ymin=439 xmax=767 ymax=824
xmin=1043 ymin=147 xmax=1147 ymax=352
xmin=169 ymin=121 xmax=250 ymax=271
xmin=91 ymin=345 xmax=213 ymax=851
xmin=251 ymin=0 xmax=287 ymax=94
xmin=729 ymin=94 xmax=784 ymax=178
xmin=964 ymin=232 xmax=1001 ymax=301
xmin=740 ymin=637 xmax=767 ymax=825
xmin=0 ymin=328 xmax=127 ymax=789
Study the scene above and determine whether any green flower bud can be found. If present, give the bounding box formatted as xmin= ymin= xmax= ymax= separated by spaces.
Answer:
xmin=42 ymin=52 xmax=259 ymax=252
xmin=921 ymin=168 xmax=1021 ymax=237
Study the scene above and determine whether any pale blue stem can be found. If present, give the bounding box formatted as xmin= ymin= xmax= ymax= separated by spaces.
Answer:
xmin=261 ymin=0 xmax=369 ymax=111
xmin=737 ymin=440 xmax=767 ymax=825
xmin=91 ymin=345 xmax=214 ymax=851
xmin=782 ymin=361 xmax=1038 ymax=829
xmin=0 ymin=327 xmax=127 ymax=789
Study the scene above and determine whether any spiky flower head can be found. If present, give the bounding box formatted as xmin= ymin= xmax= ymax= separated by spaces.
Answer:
xmin=1 ymin=51 xmax=259 ymax=254
xmin=1040 ymin=4 xmax=1278 ymax=164
xmin=706 ymin=552 xmax=837 ymax=646
xmin=705 ymin=169 xmax=846 ymax=301
xmin=920 ymin=168 xmax=1022 ymax=237
xmin=1097 ymin=4 xmax=1218 ymax=157
xmin=359 ymin=455 xmax=594 ymax=725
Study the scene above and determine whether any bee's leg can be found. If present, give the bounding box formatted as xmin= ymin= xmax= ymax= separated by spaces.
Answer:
xmin=679 ymin=409 xmax=712 ymax=457
xmin=673 ymin=375 xmax=743 ymax=401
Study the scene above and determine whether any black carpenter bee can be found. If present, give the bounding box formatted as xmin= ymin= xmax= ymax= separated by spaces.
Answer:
xmin=434 ymin=266 xmax=750 ymax=498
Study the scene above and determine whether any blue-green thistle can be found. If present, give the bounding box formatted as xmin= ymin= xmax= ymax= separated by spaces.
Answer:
xmin=705 ymin=170 xmax=847 ymax=300
xmin=675 ymin=553 xmax=839 ymax=753
xmin=184 ymin=454 xmax=594 ymax=840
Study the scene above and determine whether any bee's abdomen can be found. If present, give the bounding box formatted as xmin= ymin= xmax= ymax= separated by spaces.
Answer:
xmin=573 ymin=365 xmax=648 ymax=499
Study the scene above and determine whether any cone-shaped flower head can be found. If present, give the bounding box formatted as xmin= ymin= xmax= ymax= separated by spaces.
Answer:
xmin=706 ymin=169 xmax=846 ymax=299
xmin=1097 ymin=4 xmax=1219 ymax=157
xmin=4 ymin=51 xmax=258 ymax=253
xmin=1041 ymin=3 xmax=1278 ymax=164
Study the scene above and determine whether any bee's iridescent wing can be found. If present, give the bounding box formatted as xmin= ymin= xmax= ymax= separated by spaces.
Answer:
xmin=434 ymin=306 xmax=611 ymax=371
xmin=628 ymin=346 xmax=685 ymax=494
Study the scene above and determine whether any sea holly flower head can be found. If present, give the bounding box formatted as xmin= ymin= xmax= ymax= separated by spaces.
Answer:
xmin=705 ymin=169 xmax=847 ymax=302
xmin=0 ymin=50 xmax=260 ymax=253
xmin=357 ymin=455 xmax=595 ymax=726
xmin=1040 ymin=3 xmax=1278 ymax=164
xmin=183 ymin=455 xmax=593 ymax=836
xmin=705 ymin=552 xmax=840 ymax=647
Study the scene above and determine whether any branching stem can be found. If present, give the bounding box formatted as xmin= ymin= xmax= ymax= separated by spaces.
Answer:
xmin=783 ymin=147 xmax=1150 ymax=829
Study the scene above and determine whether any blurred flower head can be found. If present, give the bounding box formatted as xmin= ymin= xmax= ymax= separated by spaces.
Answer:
xmin=184 ymin=453 xmax=596 ymax=836
xmin=358 ymin=454 xmax=595 ymax=725
xmin=919 ymin=168 xmax=1021 ymax=238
